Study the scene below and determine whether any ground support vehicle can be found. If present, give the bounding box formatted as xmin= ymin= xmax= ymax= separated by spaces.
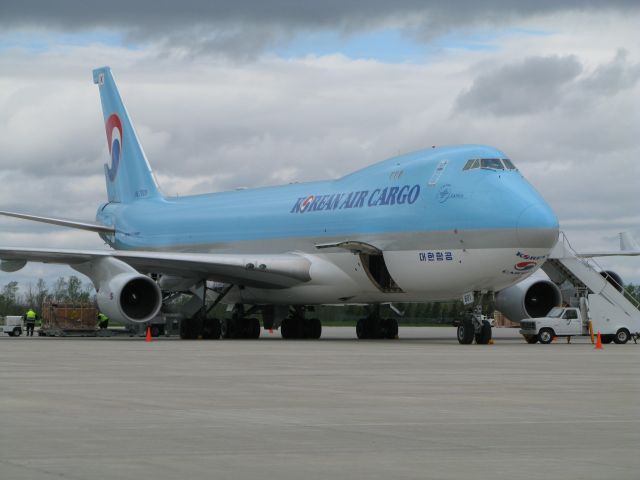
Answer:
xmin=2 ymin=316 xmax=24 ymax=337
xmin=520 ymin=295 xmax=640 ymax=344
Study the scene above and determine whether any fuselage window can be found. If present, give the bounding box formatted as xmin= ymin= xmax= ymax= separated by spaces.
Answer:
xmin=480 ymin=158 xmax=504 ymax=170
xmin=502 ymin=158 xmax=517 ymax=170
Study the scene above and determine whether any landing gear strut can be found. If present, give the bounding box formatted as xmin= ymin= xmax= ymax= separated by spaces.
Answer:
xmin=178 ymin=282 xmax=233 ymax=340
xmin=280 ymin=306 xmax=322 ymax=339
xmin=457 ymin=294 xmax=493 ymax=345
xmin=356 ymin=305 xmax=398 ymax=339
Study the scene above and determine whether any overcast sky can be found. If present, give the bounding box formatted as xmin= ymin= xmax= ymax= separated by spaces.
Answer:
xmin=0 ymin=0 xmax=639 ymax=288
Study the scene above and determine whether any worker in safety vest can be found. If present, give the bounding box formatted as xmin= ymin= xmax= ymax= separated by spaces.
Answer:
xmin=97 ymin=312 xmax=109 ymax=329
xmin=25 ymin=309 xmax=37 ymax=336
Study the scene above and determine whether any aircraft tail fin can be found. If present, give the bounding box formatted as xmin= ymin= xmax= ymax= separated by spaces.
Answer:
xmin=92 ymin=67 xmax=161 ymax=203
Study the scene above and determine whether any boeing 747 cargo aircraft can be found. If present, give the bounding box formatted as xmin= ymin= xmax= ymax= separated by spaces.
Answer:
xmin=0 ymin=67 xmax=560 ymax=343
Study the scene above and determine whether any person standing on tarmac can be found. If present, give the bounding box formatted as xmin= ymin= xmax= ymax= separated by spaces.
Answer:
xmin=25 ymin=308 xmax=37 ymax=336
xmin=97 ymin=312 xmax=109 ymax=329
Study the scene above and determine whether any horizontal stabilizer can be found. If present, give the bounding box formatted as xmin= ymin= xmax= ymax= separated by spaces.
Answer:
xmin=0 ymin=211 xmax=115 ymax=234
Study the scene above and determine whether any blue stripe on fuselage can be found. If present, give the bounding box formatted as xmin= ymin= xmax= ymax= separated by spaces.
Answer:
xmin=96 ymin=145 xmax=558 ymax=250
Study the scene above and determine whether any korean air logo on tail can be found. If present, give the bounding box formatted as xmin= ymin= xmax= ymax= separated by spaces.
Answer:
xmin=105 ymin=113 xmax=123 ymax=181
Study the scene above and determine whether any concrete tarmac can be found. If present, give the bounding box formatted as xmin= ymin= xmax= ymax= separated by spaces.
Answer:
xmin=1 ymin=327 xmax=639 ymax=480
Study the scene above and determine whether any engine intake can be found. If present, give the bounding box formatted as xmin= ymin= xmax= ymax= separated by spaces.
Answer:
xmin=496 ymin=277 xmax=562 ymax=323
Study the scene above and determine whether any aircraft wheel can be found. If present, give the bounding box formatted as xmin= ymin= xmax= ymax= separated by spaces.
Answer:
xmin=280 ymin=318 xmax=292 ymax=339
xmin=382 ymin=318 xmax=398 ymax=339
xmin=180 ymin=317 xmax=198 ymax=339
xmin=538 ymin=328 xmax=554 ymax=344
xmin=356 ymin=318 xmax=368 ymax=339
xmin=247 ymin=318 xmax=261 ymax=339
xmin=305 ymin=318 xmax=322 ymax=339
xmin=457 ymin=319 xmax=474 ymax=344
xmin=202 ymin=318 xmax=221 ymax=339
xmin=221 ymin=318 xmax=236 ymax=339
xmin=475 ymin=320 xmax=492 ymax=344
xmin=614 ymin=328 xmax=630 ymax=344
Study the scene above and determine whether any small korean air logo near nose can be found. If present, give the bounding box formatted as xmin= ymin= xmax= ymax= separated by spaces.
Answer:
xmin=514 ymin=261 xmax=537 ymax=272
xmin=106 ymin=113 xmax=123 ymax=181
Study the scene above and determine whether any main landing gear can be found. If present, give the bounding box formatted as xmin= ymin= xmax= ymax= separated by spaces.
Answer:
xmin=356 ymin=305 xmax=398 ymax=340
xmin=221 ymin=304 xmax=261 ymax=339
xmin=457 ymin=296 xmax=493 ymax=345
xmin=280 ymin=306 xmax=322 ymax=339
xmin=179 ymin=283 xmax=233 ymax=340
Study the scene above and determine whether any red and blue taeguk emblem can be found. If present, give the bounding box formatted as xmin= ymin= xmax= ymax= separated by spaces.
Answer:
xmin=514 ymin=261 xmax=537 ymax=272
xmin=106 ymin=113 xmax=123 ymax=181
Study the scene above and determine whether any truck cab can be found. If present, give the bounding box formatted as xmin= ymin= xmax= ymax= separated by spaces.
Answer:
xmin=519 ymin=307 xmax=584 ymax=344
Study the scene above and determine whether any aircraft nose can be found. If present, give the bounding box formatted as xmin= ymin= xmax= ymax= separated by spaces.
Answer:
xmin=516 ymin=203 xmax=559 ymax=248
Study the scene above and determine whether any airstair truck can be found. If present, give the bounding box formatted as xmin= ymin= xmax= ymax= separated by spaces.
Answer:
xmin=519 ymin=295 xmax=640 ymax=344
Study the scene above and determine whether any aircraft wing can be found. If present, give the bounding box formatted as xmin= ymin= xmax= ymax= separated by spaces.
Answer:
xmin=576 ymin=251 xmax=640 ymax=258
xmin=0 ymin=247 xmax=311 ymax=289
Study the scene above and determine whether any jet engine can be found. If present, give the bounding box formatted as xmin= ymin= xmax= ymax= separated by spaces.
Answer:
xmin=495 ymin=277 xmax=562 ymax=323
xmin=75 ymin=257 xmax=162 ymax=323
xmin=600 ymin=270 xmax=624 ymax=292
xmin=96 ymin=273 xmax=162 ymax=323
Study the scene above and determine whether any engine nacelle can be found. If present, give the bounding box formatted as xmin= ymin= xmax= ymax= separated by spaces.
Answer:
xmin=96 ymin=273 xmax=162 ymax=323
xmin=600 ymin=270 xmax=624 ymax=292
xmin=496 ymin=277 xmax=562 ymax=323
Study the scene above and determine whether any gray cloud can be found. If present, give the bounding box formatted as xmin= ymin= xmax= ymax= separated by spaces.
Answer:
xmin=456 ymin=51 xmax=640 ymax=116
xmin=581 ymin=49 xmax=640 ymax=95
xmin=1 ymin=1 xmax=640 ymax=55
xmin=456 ymin=55 xmax=583 ymax=115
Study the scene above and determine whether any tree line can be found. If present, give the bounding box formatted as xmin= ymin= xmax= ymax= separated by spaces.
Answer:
xmin=0 ymin=276 xmax=95 ymax=316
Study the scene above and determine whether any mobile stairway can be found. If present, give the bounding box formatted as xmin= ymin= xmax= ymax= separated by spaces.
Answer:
xmin=541 ymin=233 xmax=640 ymax=341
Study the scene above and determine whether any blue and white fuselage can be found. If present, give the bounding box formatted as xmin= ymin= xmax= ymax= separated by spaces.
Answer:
xmin=97 ymin=143 xmax=558 ymax=305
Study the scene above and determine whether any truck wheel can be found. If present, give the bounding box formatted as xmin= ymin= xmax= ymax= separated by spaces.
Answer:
xmin=457 ymin=319 xmax=475 ymax=345
xmin=538 ymin=328 xmax=554 ymax=344
xmin=523 ymin=334 xmax=539 ymax=344
xmin=13 ymin=327 xmax=22 ymax=337
xmin=613 ymin=329 xmax=630 ymax=345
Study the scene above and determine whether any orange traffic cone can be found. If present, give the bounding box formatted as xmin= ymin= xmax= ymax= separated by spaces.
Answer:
xmin=146 ymin=326 xmax=152 ymax=342
xmin=595 ymin=330 xmax=602 ymax=350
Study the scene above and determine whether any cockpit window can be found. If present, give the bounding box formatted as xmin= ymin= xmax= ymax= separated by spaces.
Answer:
xmin=463 ymin=158 xmax=517 ymax=171
xmin=463 ymin=159 xmax=480 ymax=170
xmin=502 ymin=158 xmax=517 ymax=170
xmin=480 ymin=158 xmax=504 ymax=170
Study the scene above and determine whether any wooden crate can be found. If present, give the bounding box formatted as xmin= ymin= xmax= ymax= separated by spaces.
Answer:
xmin=41 ymin=303 xmax=98 ymax=331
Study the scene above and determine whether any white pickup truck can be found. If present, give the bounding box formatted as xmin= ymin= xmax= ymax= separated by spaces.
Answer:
xmin=519 ymin=300 xmax=638 ymax=345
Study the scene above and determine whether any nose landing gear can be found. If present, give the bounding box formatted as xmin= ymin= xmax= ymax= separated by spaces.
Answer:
xmin=457 ymin=294 xmax=493 ymax=345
